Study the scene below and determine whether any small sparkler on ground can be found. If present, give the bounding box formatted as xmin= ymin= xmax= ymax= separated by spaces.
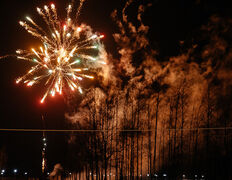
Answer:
xmin=13 ymin=1 xmax=106 ymax=103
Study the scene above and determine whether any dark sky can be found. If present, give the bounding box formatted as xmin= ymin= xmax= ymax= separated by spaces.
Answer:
xmin=0 ymin=0 xmax=231 ymax=176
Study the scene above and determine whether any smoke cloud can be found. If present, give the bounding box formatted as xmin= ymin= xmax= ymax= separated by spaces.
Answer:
xmin=65 ymin=1 xmax=232 ymax=178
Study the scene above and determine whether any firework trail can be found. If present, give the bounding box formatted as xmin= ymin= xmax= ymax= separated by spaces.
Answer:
xmin=4 ymin=1 xmax=106 ymax=103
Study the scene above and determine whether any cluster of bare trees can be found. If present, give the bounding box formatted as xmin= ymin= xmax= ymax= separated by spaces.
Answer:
xmin=64 ymin=5 xmax=232 ymax=179
xmin=65 ymin=75 xmax=232 ymax=179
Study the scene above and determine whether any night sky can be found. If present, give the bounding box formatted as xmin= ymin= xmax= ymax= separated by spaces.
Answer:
xmin=0 ymin=0 xmax=231 ymax=176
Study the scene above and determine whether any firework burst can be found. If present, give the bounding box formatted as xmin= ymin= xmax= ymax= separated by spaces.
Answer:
xmin=15 ymin=2 xmax=106 ymax=103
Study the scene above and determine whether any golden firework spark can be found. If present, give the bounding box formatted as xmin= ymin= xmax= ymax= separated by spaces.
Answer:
xmin=15 ymin=2 xmax=106 ymax=103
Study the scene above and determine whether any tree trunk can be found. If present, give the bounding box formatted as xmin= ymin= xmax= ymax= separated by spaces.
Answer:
xmin=153 ymin=93 xmax=160 ymax=172
xmin=173 ymin=92 xmax=180 ymax=165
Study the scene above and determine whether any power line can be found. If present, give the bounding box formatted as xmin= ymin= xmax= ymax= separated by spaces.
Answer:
xmin=0 ymin=127 xmax=232 ymax=132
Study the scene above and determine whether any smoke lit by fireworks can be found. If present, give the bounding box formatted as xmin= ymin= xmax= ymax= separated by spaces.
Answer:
xmin=15 ymin=1 xmax=106 ymax=103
